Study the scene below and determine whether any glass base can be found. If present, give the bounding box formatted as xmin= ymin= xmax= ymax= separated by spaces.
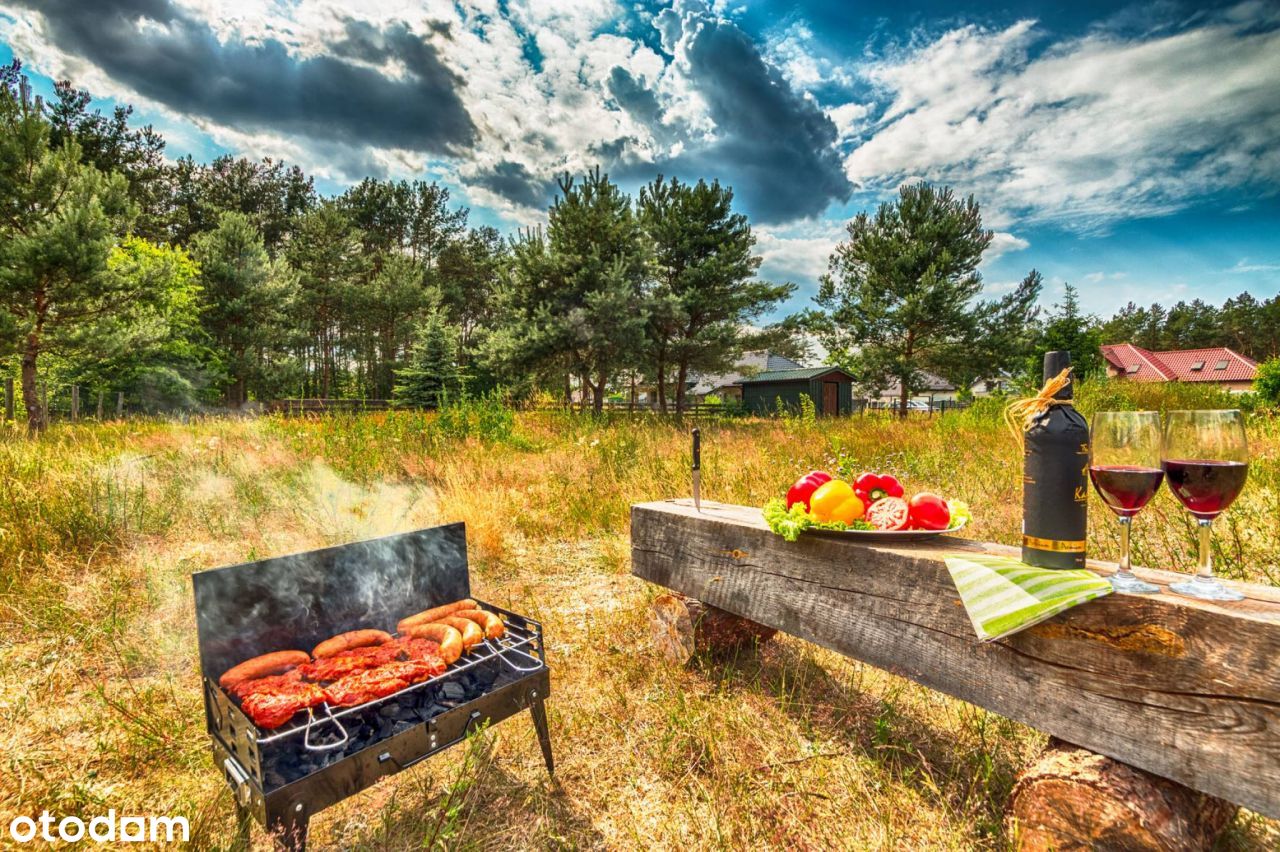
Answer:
xmin=1169 ymin=576 xmax=1245 ymax=602
xmin=1109 ymin=572 xmax=1160 ymax=595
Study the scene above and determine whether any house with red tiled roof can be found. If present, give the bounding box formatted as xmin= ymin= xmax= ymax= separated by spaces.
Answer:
xmin=1101 ymin=344 xmax=1258 ymax=392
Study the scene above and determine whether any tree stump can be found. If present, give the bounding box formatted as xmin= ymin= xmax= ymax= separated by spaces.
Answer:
xmin=1007 ymin=739 xmax=1237 ymax=851
xmin=648 ymin=593 xmax=777 ymax=665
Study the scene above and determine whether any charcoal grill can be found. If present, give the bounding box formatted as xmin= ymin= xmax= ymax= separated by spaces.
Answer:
xmin=192 ymin=523 xmax=553 ymax=850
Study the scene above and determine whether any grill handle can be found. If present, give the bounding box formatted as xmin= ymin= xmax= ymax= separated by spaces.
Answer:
xmin=486 ymin=638 xmax=545 ymax=672
xmin=303 ymin=705 xmax=350 ymax=752
xmin=378 ymin=710 xmax=484 ymax=771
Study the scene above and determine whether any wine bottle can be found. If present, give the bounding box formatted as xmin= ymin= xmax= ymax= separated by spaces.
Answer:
xmin=1021 ymin=351 xmax=1089 ymax=569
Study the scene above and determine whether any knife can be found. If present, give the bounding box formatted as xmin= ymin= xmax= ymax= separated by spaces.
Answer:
xmin=691 ymin=427 xmax=701 ymax=512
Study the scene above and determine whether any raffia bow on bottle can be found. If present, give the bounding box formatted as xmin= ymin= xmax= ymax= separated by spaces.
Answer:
xmin=1004 ymin=367 xmax=1073 ymax=445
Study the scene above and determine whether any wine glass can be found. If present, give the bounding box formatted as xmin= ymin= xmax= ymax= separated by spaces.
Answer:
xmin=1089 ymin=411 xmax=1163 ymax=594
xmin=1162 ymin=410 xmax=1249 ymax=601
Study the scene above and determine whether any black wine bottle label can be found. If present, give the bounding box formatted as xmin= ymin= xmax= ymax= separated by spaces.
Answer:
xmin=1021 ymin=352 xmax=1089 ymax=569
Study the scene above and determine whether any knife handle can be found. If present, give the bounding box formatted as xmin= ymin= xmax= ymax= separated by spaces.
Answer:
xmin=691 ymin=428 xmax=701 ymax=470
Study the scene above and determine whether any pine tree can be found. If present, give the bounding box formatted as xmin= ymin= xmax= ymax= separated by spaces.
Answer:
xmin=1029 ymin=284 xmax=1103 ymax=379
xmin=810 ymin=183 xmax=995 ymax=417
xmin=638 ymin=176 xmax=793 ymax=412
xmin=393 ymin=310 xmax=458 ymax=409
xmin=0 ymin=61 xmax=136 ymax=432
xmin=191 ymin=212 xmax=298 ymax=405
xmin=493 ymin=168 xmax=649 ymax=412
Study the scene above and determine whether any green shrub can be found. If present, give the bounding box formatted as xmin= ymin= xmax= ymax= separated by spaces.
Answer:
xmin=433 ymin=390 xmax=519 ymax=445
xmin=1255 ymin=357 xmax=1280 ymax=408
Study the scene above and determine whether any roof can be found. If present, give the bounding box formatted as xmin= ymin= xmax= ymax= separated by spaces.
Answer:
xmin=688 ymin=351 xmax=807 ymax=396
xmin=1101 ymin=344 xmax=1257 ymax=383
xmin=740 ymin=367 xmax=854 ymax=383
xmin=882 ymin=370 xmax=956 ymax=395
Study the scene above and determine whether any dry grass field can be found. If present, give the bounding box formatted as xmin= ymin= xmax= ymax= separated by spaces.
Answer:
xmin=1 ymin=389 xmax=1277 ymax=850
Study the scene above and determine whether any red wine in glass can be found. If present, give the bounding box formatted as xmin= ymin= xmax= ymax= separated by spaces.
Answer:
xmin=1088 ymin=411 xmax=1163 ymax=594
xmin=1162 ymin=459 xmax=1248 ymax=520
xmin=1162 ymin=410 xmax=1250 ymax=601
xmin=1089 ymin=465 xmax=1164 ymax=518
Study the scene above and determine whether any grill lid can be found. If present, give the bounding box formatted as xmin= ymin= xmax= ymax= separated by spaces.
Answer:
xmin=192 ymin=524 xmax=470 ymax=683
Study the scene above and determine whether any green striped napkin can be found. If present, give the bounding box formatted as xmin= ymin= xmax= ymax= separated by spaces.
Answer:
xmin=945 ymin=554 xmax=1112 ymax=642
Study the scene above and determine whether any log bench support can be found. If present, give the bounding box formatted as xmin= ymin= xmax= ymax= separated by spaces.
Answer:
xmin=632 ymin=500 xmax=1280 ymax=851
xmin=649 ymin=592 xmax=777 ymax=665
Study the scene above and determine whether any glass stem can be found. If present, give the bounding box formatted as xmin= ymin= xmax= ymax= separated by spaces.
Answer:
xmin=1197 ymin=519 xmax=1213 ymax=580
xmin=1117 ymin=516 xmax=1132 ymax=576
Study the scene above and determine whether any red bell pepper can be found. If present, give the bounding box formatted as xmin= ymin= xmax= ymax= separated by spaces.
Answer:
xmin=854 ymin=472 xmax=904 ymax=504
xmin=785 ymin=470 xmax=833 ymax=510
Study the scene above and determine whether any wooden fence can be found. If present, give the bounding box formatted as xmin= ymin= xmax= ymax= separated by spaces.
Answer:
xmin=0 ymin=385 xmax=974 ymax=423
xmin=1 ymin=381 xmax=125 ymax=426
xmin=267 ymin=398 xmax=393 ymax=415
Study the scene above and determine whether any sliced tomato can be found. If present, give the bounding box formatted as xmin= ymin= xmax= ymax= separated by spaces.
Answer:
xmin=865 ymin=496 xmax=910 ymax=531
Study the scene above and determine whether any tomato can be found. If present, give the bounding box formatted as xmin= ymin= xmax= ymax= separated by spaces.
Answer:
xmin=809 ymin=480 xmax=854 ymax=521
xmin=786 ymin=470 xmax=832 ymax=510
xmin=908 ymin=493 xmax=951 ymax=530
xmin=866 ymin=496 xmax=910 ymax=530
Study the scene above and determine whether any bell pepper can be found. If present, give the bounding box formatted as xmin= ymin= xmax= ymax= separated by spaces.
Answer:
xmin=785 ymin=470 xmax=833 ymax=510
xmin=854 ymin=472 xmax=904 ymax=504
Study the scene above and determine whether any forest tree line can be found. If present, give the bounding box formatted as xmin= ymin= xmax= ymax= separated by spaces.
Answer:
xmin=2 ymin=60 xmax=1278 ymax=431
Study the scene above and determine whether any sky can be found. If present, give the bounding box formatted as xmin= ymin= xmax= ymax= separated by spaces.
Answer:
xmin=2 ymin=0 xmax=1278 ymax=320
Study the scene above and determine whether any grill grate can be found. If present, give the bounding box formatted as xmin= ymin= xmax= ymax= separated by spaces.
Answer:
xmin=194 ymin=527 xmax=553 ymax=851
xmin=255 ymin=604 xmax=543 ymax=746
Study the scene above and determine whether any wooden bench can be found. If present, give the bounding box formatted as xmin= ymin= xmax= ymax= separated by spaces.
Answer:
xmin=631 ymin=500 xmax=1280 ymax=850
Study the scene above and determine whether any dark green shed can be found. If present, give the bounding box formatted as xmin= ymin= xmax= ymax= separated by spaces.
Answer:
xmin=739 ymin=367 xmax=857 ymax=416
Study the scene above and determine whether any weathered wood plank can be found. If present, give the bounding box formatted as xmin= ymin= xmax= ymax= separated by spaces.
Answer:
xmin=630 ymin=500 xmax=1280 ymax=818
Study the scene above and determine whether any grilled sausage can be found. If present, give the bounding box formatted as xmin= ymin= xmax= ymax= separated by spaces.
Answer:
xmin=313 ymin=629 xmax=393 ymax=660
xmin=401 ymin=623 xmax=463 ymax=664
xmin=454 ymin=609 xmax=505 ymax=640
xmin=218 ymin=650 xmax=311 ymax=691
xmin=396 ymin=599 xmax=477 ymax=634
xmin=435 ymin=616 xmax=483 ymax=651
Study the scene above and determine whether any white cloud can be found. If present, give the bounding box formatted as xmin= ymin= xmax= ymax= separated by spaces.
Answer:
xmin=842 ymin=6 xmax=1280 ymax=232
xmin=985 ymin=231 xmax=1029 ymax=262
xmin=753 ymin=221 xmax=846 ymax=283
xmin=1227 ymin=259 xmax=1280 ymax=274
xmin=767 ymin=21 xmax=854 ymax=91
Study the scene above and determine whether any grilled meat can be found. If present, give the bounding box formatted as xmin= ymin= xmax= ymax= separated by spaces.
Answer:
xmin=227 ymin=668 xmax=303 ymax=701
xmin=218 ymin=650 xmax=311 ymax=691
xmin=300 ymin=643 xmax=399 ymax=682
xmin=240 ymin=680 xmax=326 ymax=729
xmin=323 ymin=658 xmax=444 ymax=707
xmin=386 ymin=636 xmax=446 ymax=664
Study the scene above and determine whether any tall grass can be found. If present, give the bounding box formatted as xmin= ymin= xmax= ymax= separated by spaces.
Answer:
xmin=0 ymin=381 xmax=1276 ymax=849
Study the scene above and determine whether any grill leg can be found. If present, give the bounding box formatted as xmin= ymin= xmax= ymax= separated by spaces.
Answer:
xmin=232 ymin=804 xmax=253 ymax=850
xmin=529 ymin=697 xmax=554 ymax=775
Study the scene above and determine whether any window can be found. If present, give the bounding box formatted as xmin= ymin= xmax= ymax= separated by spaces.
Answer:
xmin=1190 ymin=361 xmax=1205 ymax=371
xmin=1215 ymin=360 xmax=1229 ymax=371
xmin=1126 ymin=364 xmax=1140 ymax=374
